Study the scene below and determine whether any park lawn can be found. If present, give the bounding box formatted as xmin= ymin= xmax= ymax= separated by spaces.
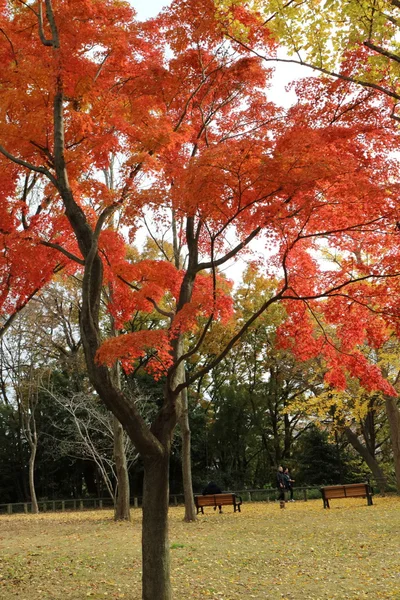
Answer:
xmin=0 ymin=497 xmax=399 ymax=600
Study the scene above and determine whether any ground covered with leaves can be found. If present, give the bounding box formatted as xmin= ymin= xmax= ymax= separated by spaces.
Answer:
xmin=0 ymin=497 xmax=399 ymax=599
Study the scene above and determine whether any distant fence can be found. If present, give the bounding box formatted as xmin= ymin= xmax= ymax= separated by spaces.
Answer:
xmin=0 ymin=486 xmax=323 ymax=515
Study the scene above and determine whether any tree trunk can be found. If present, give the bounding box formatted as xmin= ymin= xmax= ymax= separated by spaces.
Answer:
xmin=384 ymin=395 xmax=400 ymax=493
xmin=16 ymin=405 xmax=29 ymax=501
xmin=113 ymin=415 xmax=131 ymax=521
xmin=142 ymin=452 xmax=171 ymax=600
xmin=179 ymin=386 xmax=196 ymax=522
xmin=29 ymin=444 xmax=39 ymax=514
xmin=283 ymin=413 xmax=291 ymax=459
xmin=344 ymin=427 xmax=387 ymax=494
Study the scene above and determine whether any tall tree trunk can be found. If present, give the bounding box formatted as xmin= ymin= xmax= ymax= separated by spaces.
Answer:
xmin=112 ymin=360 xmax=131 ymax=522
xmin=16 ymin=404 xmax=29 ymax=500
xmin=344 ymin=427 xmax=387 ymax=494
xmin=113 ymin=415 xmax=131 ymax=521
xmin=142 ymin=451 xmax=171 ymax=600
xmin=29 ymin=444 xmax=39 ymax=514
xmin=384 ymin=395 xmax=400 ymax=493
xmin=179 ymin=386 xmax=196 ymax=522
xmin=25 ymin=387 xmax=39 ymax=514
xmin=171 ymin=208 xmax=196 ymax=520
xmin=283 ymin=413 xmax=291 ymax=459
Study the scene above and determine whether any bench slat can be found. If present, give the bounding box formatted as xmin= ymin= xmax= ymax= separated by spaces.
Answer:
xmin=194 ymin=493 xmax=242 ymax=514
xmin=321 ymin=483 xmax=373 ymax=508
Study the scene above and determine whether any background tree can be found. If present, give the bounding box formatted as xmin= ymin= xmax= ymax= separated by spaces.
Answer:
xmin=199 ymin=267 xmax=318 ymax=486
xmin=295 ymin=425 xmax=356 ymax=486
xmin=0 ymin=308 xmax=52 ymax=513
xmin=47 ymin=389 xmax=138 ymax=511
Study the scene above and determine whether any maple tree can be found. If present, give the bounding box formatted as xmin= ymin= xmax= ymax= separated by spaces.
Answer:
xmin=1 ymin=0 xmax=400 ymax=598
xmin=216 ymin=0 xmax=400 ymax=493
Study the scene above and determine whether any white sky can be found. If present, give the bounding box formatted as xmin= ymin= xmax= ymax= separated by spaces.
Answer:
xmin=131 ymin=0 xmax=170 ymax=20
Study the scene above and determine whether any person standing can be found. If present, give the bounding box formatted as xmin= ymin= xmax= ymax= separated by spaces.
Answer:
xmin=283 ymin=467 xmax=295 ymax=502
xmin=276 ymin=466 xmax=285 ymax=508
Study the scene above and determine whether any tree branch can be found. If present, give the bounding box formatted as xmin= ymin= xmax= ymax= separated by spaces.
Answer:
xmin=175 ymin=287 xmax=287 ymax=395
xmin=40 ymin=241 xmax=85 ymax=265
xmin=363 ymin=40 xmax=400 ymax=64
xmin=197 ymin=226 xmax=261 ymax=271
xmin=0 ymin=144 xmax=57 ymax=185
xmin=225 ymin=33 xmax=400 ymax=102
xmin=117 ymin=274 xmax=175 ymax=319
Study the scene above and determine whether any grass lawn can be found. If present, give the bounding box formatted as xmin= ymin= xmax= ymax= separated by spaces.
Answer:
xmin=0 ymin=496 xmax=399 ymax=599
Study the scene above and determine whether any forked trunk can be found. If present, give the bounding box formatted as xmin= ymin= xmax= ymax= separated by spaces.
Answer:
xmin=142 ymin=452 xmax=171 ymax=600
xmin=385 ymin=395 xmax=400 ymax=493
xmin=344 ymin=427 xmax=387 ymax=494
xmin=180 ymin=387 xmax=196 ymax=521
xmin=113 ymin=415 xmax=131 ymax=521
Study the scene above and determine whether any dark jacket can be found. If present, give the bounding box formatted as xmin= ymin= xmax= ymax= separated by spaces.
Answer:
xmin=283 ymin=473 xmax=292 ymax=489
xmin=276 ymin=471 xmax=285 ymax=489
xmin=202 ymin=481 xmax=222 ymax=495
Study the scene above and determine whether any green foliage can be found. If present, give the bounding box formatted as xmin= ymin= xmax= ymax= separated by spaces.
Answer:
xmin=295 ymin=425 xmax=363 ymax=485
xmin=216 ymin=0 xmax=400 ymax=96
xmin=0 ymin=404 xmax=28 ymax=503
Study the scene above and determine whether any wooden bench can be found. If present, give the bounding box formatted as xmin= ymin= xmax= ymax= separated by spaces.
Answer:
xmin=321 ymin=483 xmax=373 ymax=508
xmin=194 ymin=493 xmax=242 ymax=514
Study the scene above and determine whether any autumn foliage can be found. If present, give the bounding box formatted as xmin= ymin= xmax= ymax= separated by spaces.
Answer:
xmin=2 ymin=2 xmax=400 ymax=598
xmin=0 ymin=0 xmax=399 ymax=414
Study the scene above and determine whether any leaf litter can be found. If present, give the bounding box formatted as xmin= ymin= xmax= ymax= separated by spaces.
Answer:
xmin=0 ymin=497 xmax=399 ymax=599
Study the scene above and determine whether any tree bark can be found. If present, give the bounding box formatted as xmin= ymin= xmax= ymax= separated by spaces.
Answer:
xmin=113 ymin=415 xmax=131 ymax=521
xmin=171 ymin=211 xmax=196 ymax=521
xmin=142 ymin=451 xmax=171 ymax=600
xmin=25 ymin=388 xmax=39 ymax=514
xmin=29 ymin=443 xmax=39 ymax=514
xmin=384 ymin=395 xmax=400 ymax=493
xmin=344 ymin=426 xmax=387 ymax=494
xmin=179 ymin=386 xmax=196 ymax=522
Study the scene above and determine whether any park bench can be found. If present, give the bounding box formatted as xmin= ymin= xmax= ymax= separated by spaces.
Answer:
xmin=194 ymin=493 xmax=242 ymax=514
xmin=320 ymin=482 xmax=373 ymax=508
